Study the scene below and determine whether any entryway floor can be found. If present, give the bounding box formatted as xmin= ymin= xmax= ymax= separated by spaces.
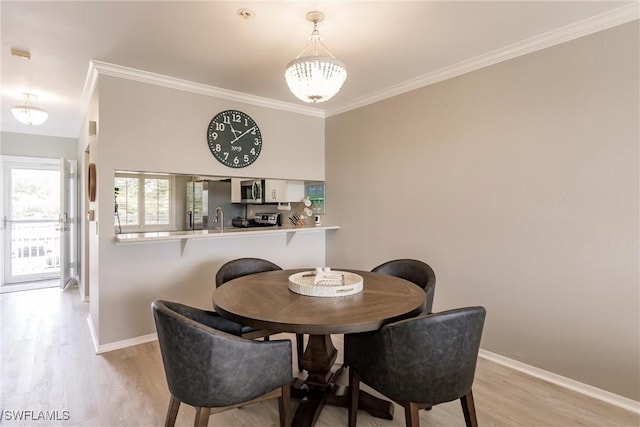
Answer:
xmin=0 ymin=279 xmax=59 ymax=294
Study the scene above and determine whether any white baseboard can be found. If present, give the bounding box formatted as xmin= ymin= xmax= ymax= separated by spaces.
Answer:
xmin=479 ymin=349 xmax=640 ymax=414
xmin=95 ymin=332 xmax=158 ymax=354
xmin=86 ymin=315 xmax=99 ymax=353
xmin=86 ymin=314 xmax=157 ymax=354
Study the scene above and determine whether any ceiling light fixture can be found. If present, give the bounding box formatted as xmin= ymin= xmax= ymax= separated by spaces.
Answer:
xmin=11 ymin=93 xmax=48 ymax=126
xmin=285 ymin=11 xmax=347 ymax=103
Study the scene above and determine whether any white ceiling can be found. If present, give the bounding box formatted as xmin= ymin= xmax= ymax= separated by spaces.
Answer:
xmin=1 ymin=1 xmax=637 ymax=138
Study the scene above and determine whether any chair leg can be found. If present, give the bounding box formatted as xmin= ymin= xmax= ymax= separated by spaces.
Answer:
xmin=194 ymin=407 xmax=210 ymax=427
xmin=403 ymin=402 xmax=421 ymax=427
xmin=348 ymin=369 xmax=360 ymax=427
xmin=278 ymin=383 xmax=291 ymax=427
xmin=296 ymin=333 xmax=304 ymax=371
xmin=460 ymin=389 xmax=478 ymax=427
xmin=164 ymin=395 xmax=180 ymax=427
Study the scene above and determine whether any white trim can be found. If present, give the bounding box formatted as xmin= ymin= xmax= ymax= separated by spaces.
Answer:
xmin=89 ymin=60 xmax=325 ymax=119
xmin=0 ymin=155 xmax=60 ymax=166
xmin=76 ymin=61 xmax=100 ymax=136
xmin=325 ymin=3 xmax=640 ymax=117
xmin=86 ymin=314 xmax=158 ymax=354
xmin=86 ymin=314 xmax=99 ymax=353
xmin=479 ymin=349 xmax=640 ymax=414
xmin=95 ymin=332 xmax=158 ymax=355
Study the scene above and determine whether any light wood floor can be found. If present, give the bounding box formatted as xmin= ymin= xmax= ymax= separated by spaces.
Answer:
xmin=1 ymin=287 xmax=637 ymax=427
xmin=0 ymin=278 xmax=59 ymax=294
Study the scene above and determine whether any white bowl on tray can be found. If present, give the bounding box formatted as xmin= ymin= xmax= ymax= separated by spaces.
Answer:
xmin=288 ymin=270 xmax=363 ymax=297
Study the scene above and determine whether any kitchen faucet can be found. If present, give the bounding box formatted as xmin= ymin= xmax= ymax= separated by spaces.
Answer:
xmin=214 ymin=207 xmax=224 ymax=232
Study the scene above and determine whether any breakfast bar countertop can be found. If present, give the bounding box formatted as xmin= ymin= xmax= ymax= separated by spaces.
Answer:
xmin=114 ymin=224 xmax=340 ymax=244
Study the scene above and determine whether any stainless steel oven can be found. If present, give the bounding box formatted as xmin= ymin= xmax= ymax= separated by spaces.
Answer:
xmin=240 ymin=179 xmax=264 ymax=204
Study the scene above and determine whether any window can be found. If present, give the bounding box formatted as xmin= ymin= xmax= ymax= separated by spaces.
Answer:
xmin=115 ymin=173 xmax=174 ymax=232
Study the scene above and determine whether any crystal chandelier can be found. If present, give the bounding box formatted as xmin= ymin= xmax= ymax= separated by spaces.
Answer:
xmin=11 ymin=93 xmax=48 ymax=125
xmin=285 ymin=11 xmax=347 ymax=103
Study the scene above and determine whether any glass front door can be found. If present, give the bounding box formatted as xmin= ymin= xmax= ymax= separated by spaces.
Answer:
xmin=3 ymin=158 xmax=61 ymax=285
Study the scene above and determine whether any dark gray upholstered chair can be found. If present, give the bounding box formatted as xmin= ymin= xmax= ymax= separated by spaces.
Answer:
xmin=215 ymin=257 xmax=283 ymax=289
xmin=152 ymin=300 xmax=292 ymax=427
xmin=214 ymin=257 xmax=282 ymax=340
xmin=215 ymin=257 xmax=305 ymax=370
xmin=345 ymin=306 xmax=486 ymax=427
xmin=371 ymin=259 xmax=436 ymax=313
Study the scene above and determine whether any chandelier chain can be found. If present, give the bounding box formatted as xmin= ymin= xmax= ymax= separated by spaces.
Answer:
xmin=295 ymin=21 xmax=337 ymax=60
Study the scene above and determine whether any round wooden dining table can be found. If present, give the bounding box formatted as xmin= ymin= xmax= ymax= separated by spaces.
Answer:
xmin=212 ymin=268 xmax=426 ymax=427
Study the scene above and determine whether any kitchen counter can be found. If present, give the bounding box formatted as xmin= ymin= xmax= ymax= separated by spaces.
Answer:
xmin=115 ymin=225 xmax=340 ymax=256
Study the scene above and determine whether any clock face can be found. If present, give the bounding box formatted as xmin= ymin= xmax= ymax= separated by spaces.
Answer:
xmin=207 ymin=110 xmax=262 ymax=168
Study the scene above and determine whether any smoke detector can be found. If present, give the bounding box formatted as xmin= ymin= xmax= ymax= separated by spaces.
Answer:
xmin=237 ymin=8 xmax=255 ymax=20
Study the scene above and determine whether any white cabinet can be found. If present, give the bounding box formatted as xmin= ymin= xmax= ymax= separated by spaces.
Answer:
xmin=231 ymin=178 xmax=245 ymax=203
xmin=285 ymin=181 xmax=305 ymax=202
xmin=264 ymin=179 xmax=304 ymax=203
xmin=264 ymin=179 xmax=285 ymax=203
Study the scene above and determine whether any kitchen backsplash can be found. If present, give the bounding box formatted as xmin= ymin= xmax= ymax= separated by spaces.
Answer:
xmin=247 ymin=202 xmax=308 ymax=227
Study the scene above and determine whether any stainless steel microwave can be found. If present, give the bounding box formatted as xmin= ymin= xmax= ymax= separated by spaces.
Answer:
xmin=240 ymin=179 xmax=264 ymax=204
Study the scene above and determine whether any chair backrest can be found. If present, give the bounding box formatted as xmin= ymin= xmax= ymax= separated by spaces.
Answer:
xmin=152 ymin=300 xmax=292 ymax=408
xmin=371 ymin=259 xmax=436 ymax=312
xmin=345 ymin=306 xmax=485 ymax=405
xmin=215 ymin=257 xmax=282 ymax=287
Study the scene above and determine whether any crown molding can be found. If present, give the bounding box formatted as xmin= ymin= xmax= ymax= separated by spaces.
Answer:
xmin=83 ymin=60 xmax=325 ymax=121
xmin=76 ymin=61 xmax=100 ymax=136
xmin=326 ymin=3 xmax=639 ymax=117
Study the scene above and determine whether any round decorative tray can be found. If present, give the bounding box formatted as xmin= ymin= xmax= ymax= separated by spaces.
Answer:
xmin=288 ymin=271 xmax=363 ymax=298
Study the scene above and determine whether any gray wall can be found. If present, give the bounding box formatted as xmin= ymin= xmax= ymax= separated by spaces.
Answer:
xmin=1 ymin=131 xmax=78 ymax=159
xmin=88 ymin=75 xmax=327 ymax=346
xmin=325 ymin=22 xmax=639 ymax=400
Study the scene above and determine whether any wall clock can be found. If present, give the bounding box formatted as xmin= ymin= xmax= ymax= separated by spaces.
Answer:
xmin=207 ymin=110 xmax=262 ymax=168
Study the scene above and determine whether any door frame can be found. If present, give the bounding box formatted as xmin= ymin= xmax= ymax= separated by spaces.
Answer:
xmin=1 ymin=155 xmax=61 ymax=285
xmin=60 ymin=158 xmax=78 ymax=290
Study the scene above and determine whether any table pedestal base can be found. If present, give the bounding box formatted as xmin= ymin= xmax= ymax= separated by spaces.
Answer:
xmin=326 ymin=388 xmax=395 ymax=421
xmin=291 ymin=334 xmax=394 ymax=427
